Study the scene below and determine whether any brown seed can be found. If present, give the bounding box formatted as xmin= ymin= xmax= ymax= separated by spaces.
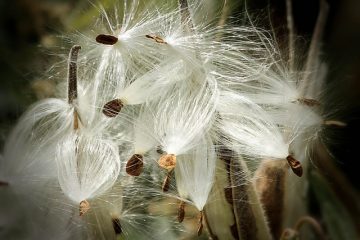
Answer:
xmin=145 ymin=34 xmax=167 ymax=44
xmin=96 ymin=34 xmax=118 ymax=45
xmin=79 ymin=200 xmax=90 ymax=216
xmin=296 ymin=98 xmax=321 ymax=107
xmin=112 ymin=217 xmax=123 ymax=235
xmin=197 ymin=211 xmax=204 ymax=236
xmin=103 ymin=99 xmax=124 ymax=117
xmin=177 ymin=201 xmax=186 ymax=223
xmin=286 ymin=155 xmax=303 ymax=177
xmin=158 ymin=154 xmax=176 ymax=171
xmin=323 ymin=120 xmax=347 ymax=128
xmin=126 ymin=154 xmax=144 ymax=176
xmin=162 ymin=171 xmax=173 ymax=192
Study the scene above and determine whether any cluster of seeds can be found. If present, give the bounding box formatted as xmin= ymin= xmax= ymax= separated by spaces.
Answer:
xmin=0 ymin=0 xmax=345 ymax=239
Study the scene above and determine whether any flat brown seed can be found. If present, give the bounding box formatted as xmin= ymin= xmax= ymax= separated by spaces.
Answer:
xmin=96 ymin=34 xmax=118 ymax=45
xmin=126 ymin=154 xmax=144 ymax=176
xmin=112 ymin=218 xmax=123 ymax=235
xmin=145 ymin=34 xmax=167 ymax=44
xmin=177 ymin=201 xmax=186 ymax=223
xmin=79 ymin=200 xmax=90 ymax=216
xmin=162 ymin=171 xmax=173 ymax=192
xmin=297 ymin=98 xmax=321 ymax=106
xmin=324 ymin=120 xmax=347 ymax=128
xmin=286 ymin=155 xmax=303 ymax=177
xmin=158 ymin=154 xmax=176 ymax=171
xmin=103 ymin=99 xmax=123 ymax=117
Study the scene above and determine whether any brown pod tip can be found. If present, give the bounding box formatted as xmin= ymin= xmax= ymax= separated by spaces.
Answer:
xmin=162 ymin=171 xmax=173 ymax=192
xmin=0 ymin=181 xmax=9 ymax=186
xmin=112 ymin=217 xmax=123 ymax=235
xmin=158 ymin=154 xmax=176 ymax=171
xmin=145 ymin=34 xmax=167 ymax=44
xmin=286 ymin=155 xmax=303 ymax=177
xmin=103 ymin=99 xmax=123 ymax=117
xmin=126 ymin=154 xmax=144 ymax=176
xmin=177 ymin=201 xmax=186 ymax=223
xmin=197 ymin=211 xmax=204 ymax=236
xmin=79 ymin=200 xmax=90 ymax=216
xmin=96 ymin=34 xmax=118 ymax=45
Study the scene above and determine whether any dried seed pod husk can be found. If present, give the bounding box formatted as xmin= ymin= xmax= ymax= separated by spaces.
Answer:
xmin=255 ymin=159 xmax=288 ymax=239
xmin=103 ymin=99 xmax=124 ymax=117
xmin=126 ymin=154 xmax=144 ymax=176
xmin=158 ymin=154 xmax=176 ymax=171
xmin=286 ymin=155 xmax=303 ymax=177
xmin=96 ymin=34 xmax=118 ymax=45
xmin=79 ymin=200 xmax=90 ymax=216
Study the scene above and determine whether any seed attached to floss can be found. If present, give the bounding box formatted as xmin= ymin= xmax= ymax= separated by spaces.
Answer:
xmin=295 ymin=98 xmax=321 ymax=107
xmin=95 ymin=34 xmax=118 ymax=45
xmin=103 ymin=99 xmax=124 ymax=117
xmin=323 ymin=120 xmax=347 ymax=128
xmin=79 ymin=199 xmax=90 ymax=216
xmin=177 ymin=201 xmax=186 ymax=223
xmin=145 ymin=34 xmax=167 ymax=44
xmin=126 ymin=154 xmax=144 ymax=176
xmin=158 ymin=154 xmax=176 ymax=171
xmin=159 ymin=154 xmax=176 ymax=191
xmin=197 ymin=210 xmax=204 ymax=236
xmin=112 ymin=217 xmax=123 ymax=235
xmin=286 ymin=155 xmax=303 ymax=177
